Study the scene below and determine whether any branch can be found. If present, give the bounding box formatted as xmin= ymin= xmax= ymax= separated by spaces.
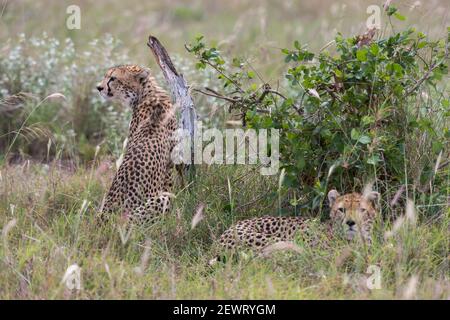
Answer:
xmin=148 ymin=36 xmax=179 ymax=78
xmin=193 ymin=88 xmax=237 ymax=103
xmin=404 ymin=49 xmax=449 ymax=97
xmin=195 ymin=83 xmax=300 ymax=117
xmin=185 ymin=44 xmax=245 ymax=94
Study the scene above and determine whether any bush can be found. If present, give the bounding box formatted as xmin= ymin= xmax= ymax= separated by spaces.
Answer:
xmin=187 ymin=12 xmax=449 ymax=215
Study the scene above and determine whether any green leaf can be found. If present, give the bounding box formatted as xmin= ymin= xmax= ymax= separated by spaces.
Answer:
xmin=195 ymin=61 xmax=206 ymax=69
xmin=351 ymin=128 xmax=360 ymax=140
xmin=362 ymin=116 xmax=375 ymax=126
xmin=432 ymin=141 xmax=443 ymax=153
xmin=296 ymin=156 xmax=306 ymax=170
xmin=394 ymin=12 xmax=406 ymax=21
xmin=417 ymin=41 xmax=427 ymax=49
xmin=367 ymin=154 xmax=381 ymax=165
xmin=232 ymin=57 xmax=244 ymax=68
xmin=393 ymin=63 xmax=404 ymax=74
xmin=358 ymin=135 xmax=371 ymax=144
xmin=387 ymin=6 xmax=398 ymax=16
xmin=370 ymin=43 xmax=379 ymax=56
xmin=356 ymin=48 xmax=368 ymax=62
xmin=320 ymin=128 xmax=332 ymax=138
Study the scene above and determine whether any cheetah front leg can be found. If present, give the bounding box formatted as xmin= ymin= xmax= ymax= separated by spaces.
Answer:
xmin=98 ymin=166 xmax=128 ymax=221
xmin=129 ymin=194 xmax=172 ymax=225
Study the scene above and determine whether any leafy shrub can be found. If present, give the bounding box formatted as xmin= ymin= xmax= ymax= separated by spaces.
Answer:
xmin=187 ymin=12 xmax=449 ymax=214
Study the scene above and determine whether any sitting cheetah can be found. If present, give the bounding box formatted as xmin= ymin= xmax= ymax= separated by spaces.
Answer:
xmin=218 ymin=189 xmax=380 ymax=251
xmin=97 ymin=64 xmax=177 ymax=224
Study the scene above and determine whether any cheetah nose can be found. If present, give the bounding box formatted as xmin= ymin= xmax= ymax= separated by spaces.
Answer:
xmin=96 ymin=85 xmax=104 ymax=92
xmin=346 ymin=220 xmax=356 ymax=227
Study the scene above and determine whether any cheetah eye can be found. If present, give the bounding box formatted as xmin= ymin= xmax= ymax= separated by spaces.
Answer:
xmin=106 ymin=77 xmax=116 ymax=91
xmin=337 ymin=207 xmax=346 ymax=214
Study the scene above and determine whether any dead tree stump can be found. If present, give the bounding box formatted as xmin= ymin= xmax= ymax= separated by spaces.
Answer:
xmin=147 ymin=35 xmax=197 ymax=180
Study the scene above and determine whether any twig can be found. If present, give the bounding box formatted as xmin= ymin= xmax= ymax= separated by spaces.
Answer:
xmin=185 ymin=44 xmax=245 ymax=94
xmin=193 ymin=88 xmax=237 ymax=103
xmin=404 ymin=49 xmax=449 ymax=97
xmin=267 ymin=89 xmax=288 ymax=100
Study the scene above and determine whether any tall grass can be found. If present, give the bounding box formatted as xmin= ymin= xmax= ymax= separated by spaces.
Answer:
xmin=0 ymin=162 xmax=448 ymax=299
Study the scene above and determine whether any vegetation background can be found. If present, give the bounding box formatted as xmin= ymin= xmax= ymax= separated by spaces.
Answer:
xmin=0 ymin=0 xmax=448 ymax=299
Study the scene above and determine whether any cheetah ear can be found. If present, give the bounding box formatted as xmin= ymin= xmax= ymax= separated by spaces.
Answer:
xmin=327 ymin=189 xmax=340 ymax=206
xmin=135 ymin=67 xmax=150 ymax=82
xmin=366 ymin=191 xmax=380 ymax=203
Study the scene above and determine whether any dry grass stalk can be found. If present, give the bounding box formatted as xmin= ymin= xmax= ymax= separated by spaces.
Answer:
xmin=191 ymin=203 xmax=206 ymax=230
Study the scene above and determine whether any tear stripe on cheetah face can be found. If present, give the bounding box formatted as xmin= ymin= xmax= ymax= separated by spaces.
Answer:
xmin=97 ymin=65 xmax=177 ymax=224
xmin=217 ymin=190 xmax=380 ymax=251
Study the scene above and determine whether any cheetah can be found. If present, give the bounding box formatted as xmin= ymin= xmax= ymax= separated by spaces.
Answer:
xmin=218 ymin=189 xmax=380 ymax=251
xmin=96 ymin=64 xmax=177 ymax=224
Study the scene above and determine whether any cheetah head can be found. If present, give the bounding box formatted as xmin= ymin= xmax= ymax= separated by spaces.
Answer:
xmin=328 ymin=189 xmax=380 ymax=243
xmin=96 ymin=65 xmax=150 ymax=107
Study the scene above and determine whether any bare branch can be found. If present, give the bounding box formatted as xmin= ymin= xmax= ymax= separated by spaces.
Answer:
xmin=404 ymin=49 xmax=449 ymax=97
xmin=193 ymin=88 xmax=237 ymax=103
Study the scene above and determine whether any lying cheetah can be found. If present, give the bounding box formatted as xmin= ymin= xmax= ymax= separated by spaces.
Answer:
xmin=218 ymin=189 xmax=380 ymax=250
xmin=97 ymin=64 xmax=177 ymax=224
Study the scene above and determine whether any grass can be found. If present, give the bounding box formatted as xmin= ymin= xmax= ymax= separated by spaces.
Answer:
xmin=0 ymin=162 xmax=448 ymax=299
xmin=0 ymin=0 xmax=449 ymax=299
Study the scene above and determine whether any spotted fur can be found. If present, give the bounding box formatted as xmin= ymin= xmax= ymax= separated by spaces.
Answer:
xmin=97 ymin=65 xmax=177 ymax=224
xmin=219 ymin=215 xmax=313 ymax=250
xmin=218 ymin=189 xmax=380 ymax=250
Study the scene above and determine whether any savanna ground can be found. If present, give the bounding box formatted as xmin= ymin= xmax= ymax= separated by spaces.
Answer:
xmin=0 ymin=0 xmax=449 ymax=299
